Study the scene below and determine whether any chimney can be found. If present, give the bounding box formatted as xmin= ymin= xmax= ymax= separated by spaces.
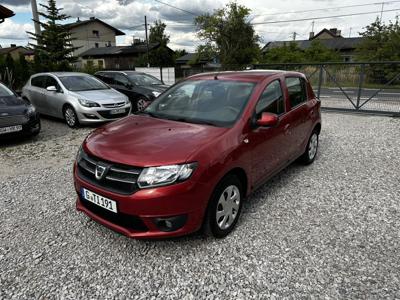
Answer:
xmin=10 ymin=44 xmax=16 ymax=47
xmin=90 ymin=17 xmax=95 ymax=20
xmin=77 ymin=17 xmax=81 ymax=22
xmin=309 ymin=32 xmax=315 ymax=40
xmin=337 ymin=30 xmax=342 ymax=37
xmin=133 ymin=38 xmax=141 ymax=45
xmin=329 ymin=28 xmax=338 ymax=36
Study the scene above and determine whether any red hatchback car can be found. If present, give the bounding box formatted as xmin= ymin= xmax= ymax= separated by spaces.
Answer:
xmin=74 ymin=71 xmax=321 ymax=238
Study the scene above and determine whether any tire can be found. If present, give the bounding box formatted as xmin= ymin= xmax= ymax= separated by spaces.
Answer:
xmin=63 ymin=105 xmax=79 ymax=128
xmin=204 ymin=175 xmax=243 ymax=238
xmin=136 ymin=98 xmax=149 ymax=112
xmin=31 ymin=120 xmax=41 ymax=137
xmin=300 ymin=130 xmax=319 ymax=165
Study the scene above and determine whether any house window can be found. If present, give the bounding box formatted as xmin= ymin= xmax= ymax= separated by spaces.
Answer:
xmin=92 ymin=30 xmax=99 ymax=37
xmin=95 ymin=43 xmax=99 ymax=48
xmin=98 ymin=60 xmax=104 ymax=68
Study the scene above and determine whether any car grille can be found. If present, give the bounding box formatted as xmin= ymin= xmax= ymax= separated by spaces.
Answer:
xmin=77 ymin=150 xmax=142 ymax=195
xmin=97 ymin=108 xmax=130 ymax=119
xmin=80 ymin=195 xmax=148 ymax=232
xmin=0 ymin=115 xmax=29 ymax=127
xmin=102 ymin=102 xmax=125 ymax=108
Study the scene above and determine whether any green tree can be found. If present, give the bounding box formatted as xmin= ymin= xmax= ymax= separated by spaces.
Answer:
xmin=356 ymin=17 xmax=400 ymax=61
xmin=304 ymin=40 xmax=341 ymax=62
xmin=174 ymin=49 xmax=187 ymax=61
xmin=148 ymin=20 xmax=175 ymax=67
xmin=262 ymin=42 xmax=305 ymax=63
xmin=27 ymin=0 xmax=79 ymax=71
xmin=356 ymin=17 xmax=400 ymax=83
xmin=189 ymin=43 xmax=218 ymax=65
xmin=195 ymin=2 xmax=260 ymax=68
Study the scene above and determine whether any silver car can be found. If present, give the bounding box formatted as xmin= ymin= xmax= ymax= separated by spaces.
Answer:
xmin=22 ymin=72 xmax=131 ymax=127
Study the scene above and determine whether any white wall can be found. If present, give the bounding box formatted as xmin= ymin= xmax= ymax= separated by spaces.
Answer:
xmin=135 ymin=67 xmax=175 ymax=86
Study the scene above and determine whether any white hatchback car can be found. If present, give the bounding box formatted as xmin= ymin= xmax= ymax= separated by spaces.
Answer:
xmin=22 ymin=72 xmax=131 ymax=127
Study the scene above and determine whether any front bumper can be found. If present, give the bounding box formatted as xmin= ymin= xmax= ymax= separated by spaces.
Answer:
xmin=76 ymin=104 xmax=131 ymax=124
xmin=0 ymin=113 xmax=40 ymax=139
xmin=74 ymin=165 xmax=212 ymax=239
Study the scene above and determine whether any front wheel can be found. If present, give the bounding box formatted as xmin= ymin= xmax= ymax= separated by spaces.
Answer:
xmin=63 ymin=105 xmax=79 ymax=128
xmin=204 ymin=175 xmax=243 ymax=238
xmin=300 ymin=131 xmax=319 ymax=164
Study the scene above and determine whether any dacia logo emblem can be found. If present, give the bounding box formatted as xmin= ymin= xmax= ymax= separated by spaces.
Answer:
xmin=95 ymin=164 xmax=108 ymax=180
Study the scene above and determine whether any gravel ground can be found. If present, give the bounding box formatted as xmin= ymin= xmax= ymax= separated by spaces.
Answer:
xmin=0 ymin=113 xmax=399 ymax=299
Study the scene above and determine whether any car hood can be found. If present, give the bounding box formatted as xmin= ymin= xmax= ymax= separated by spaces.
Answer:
xmin=139 ymin=84 xmax=169 ymax=93
xmin=84 ymin=115 xmax=228 ymax=167
xmin=70 ymin=89 xmax=126 ymax=103
xmin=0 ymin=96 xmax=29 ymax=116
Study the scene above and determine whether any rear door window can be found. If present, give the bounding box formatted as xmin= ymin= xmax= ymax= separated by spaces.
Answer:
xmin=285 ymin=77 xmax=307 ymax=108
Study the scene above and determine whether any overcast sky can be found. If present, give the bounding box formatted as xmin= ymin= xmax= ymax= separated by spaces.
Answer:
xmin=1 ymin=0 xmax=399 ymax=51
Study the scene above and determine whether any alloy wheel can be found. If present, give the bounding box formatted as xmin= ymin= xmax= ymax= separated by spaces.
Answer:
xmin=308 ymin=133 xmax=318 ymax=160
xmin=216 ymin=185 xmax=241 ymax=230
xmin=65 ymin=107 xmax=76 ymax=127
xmin=136 ymin=99 xmax=148 ymax=111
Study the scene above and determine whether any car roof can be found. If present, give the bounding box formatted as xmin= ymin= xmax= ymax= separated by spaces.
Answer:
xmin=96 ymin=70 xmax=147 ymax=76
xmin=187 ymin=70 xmax=305 ymax=82
xmin=31 ymin=72 xmax=91 ymax=78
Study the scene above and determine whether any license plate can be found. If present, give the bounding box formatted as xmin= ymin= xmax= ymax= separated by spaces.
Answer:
xmin=110 ymin=108 xmax=125 ymax=115
xmin=81 ymin=188 xmax=118 ymax=213
xmin=0 ymin=125 xmax=22 ymax=135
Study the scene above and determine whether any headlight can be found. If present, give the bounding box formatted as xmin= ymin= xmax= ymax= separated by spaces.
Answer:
xmin=137 ymin=163 xmax=197 ymax=188
xmin=26 ymin=105 xmax=36 ymax=115
xmin=152 ymin=91 xmax=161 ymax=98
xmin=78 ymin=98 xmax=100 ymax=107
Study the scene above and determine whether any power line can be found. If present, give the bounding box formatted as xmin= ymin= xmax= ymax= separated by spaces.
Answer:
xmin=251 ymin=8 xmax=400 ymax=25
xmin=251 ymin=0 xmax=400 ymax=17
xmin=153 ymin=0 xmax=199 ymax=16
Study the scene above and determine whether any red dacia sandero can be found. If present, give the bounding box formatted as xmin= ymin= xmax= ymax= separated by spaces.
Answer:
xmin=74 ymin=71 xmax=321 ymax=238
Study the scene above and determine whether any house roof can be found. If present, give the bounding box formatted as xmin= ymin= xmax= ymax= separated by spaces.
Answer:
xmin=0 ymin=5 xmax=14 ymax=20
xmin=262 ymin=37 xmax=364 ymax=53
xmin=0 ymin=46 xmax=33 ymax=56
xmin=176 ymin=53 xmax=213 ymax=64
xmin=65 ymin=18 xmax=125 ymax=36
xmin=79 ymin=43 xmax=162 ymax=57
xmin=311 ymin=28 xmax=343 ymax=40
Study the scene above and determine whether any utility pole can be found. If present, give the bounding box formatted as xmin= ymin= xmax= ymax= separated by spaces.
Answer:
xmin=380 ymin=2 xmax=385 ymax=21
xmin=144 ymin=15 xmax=150 ymax=68
xmin=349 ymin=27 xmax=352 ymax=38
xmin=292 ymin=32 xmax=297 ymax=41
xmin=31 ymin=0 xmax=41 ymax=35
xmin=311 ymin=21 xmax=315 ymax=33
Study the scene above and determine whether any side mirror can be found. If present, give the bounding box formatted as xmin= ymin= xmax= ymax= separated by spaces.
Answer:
xmin=256 ymin=112 xmax=279 ymax=127
xmin=46 ymin=86 xmax=57 ymax=92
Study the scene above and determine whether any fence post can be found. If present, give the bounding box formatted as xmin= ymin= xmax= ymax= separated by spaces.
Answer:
xmin=356 ymin=64 xmax=366 ymax=110
xmin=317 ymin=64 xmax=323 ymax=99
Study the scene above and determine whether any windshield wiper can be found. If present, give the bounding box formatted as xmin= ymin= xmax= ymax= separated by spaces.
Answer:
xmin=166 ymin=117 xmax=217 ymax=126
xmin=136 ymin=111 xmax=161 ymax=118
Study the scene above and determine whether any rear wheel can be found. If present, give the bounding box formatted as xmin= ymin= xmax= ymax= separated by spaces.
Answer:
xmin=136 ymin=98 xmax=149 ymax=112
xmin=63 ymin=105 xmax=79 ymax=128
xmin=204 ymin=175 xmax=243 ymax=238
xmin=300 ymin=131 xmax=319 ymax=164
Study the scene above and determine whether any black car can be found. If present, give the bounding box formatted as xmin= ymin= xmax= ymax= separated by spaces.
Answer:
xmin=0 ymin=82 xmax=40 ymax=139
xmin=95 ymin=71 xmax=169 ymax=111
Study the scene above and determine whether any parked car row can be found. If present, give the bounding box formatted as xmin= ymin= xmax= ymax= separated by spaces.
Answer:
xmin=0 ymin=71 xmax=168 ymax=139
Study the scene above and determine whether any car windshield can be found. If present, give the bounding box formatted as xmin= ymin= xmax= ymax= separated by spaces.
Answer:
xmin=126 ymin=73 xmax=163 ymax=86
xmin=143 ymin=79 xmax=256 ymax=127
xmin=0 ymin=83 xmax=14 ymax=97
xmin=59 ymin=75 xmax=109 ymax=91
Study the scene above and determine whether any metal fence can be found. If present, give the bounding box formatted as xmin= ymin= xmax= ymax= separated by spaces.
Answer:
xmin=253 ymin=62 xmax=400 ymax=116
xmin=178 ymin=62 xmax=400 ymax=116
